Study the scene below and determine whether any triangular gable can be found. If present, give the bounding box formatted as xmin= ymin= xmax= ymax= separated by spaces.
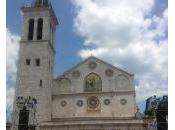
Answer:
xmin=55 ymin=56 xmax=134 ymax=79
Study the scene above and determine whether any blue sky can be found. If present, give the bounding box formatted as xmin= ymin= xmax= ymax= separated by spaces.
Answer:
xmin=7 ymin=0 xmax=168 ymax=119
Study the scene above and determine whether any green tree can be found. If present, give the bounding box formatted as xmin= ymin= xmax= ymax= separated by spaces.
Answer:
xmin=156 ymin=97 xmax=168 ymax=130
xmin=144 ymin=107 xmax=155 ymax=116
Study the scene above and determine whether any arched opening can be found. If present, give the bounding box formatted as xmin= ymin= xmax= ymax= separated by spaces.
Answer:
xmin=37 ymin=18 xmax=43 ymax=40
xmin=18 ymin=107 xmax=29 ymax=130
xmin=28 ymin=19 xmax=34 ymax=40
xmin=57 ymin=78 xmax=71 ymax=93
xmin=84 ymin=73 xmax=102 ymax=92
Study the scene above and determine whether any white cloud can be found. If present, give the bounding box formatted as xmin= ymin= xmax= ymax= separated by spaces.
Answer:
xmin=6 ymin=29 xmax=20 ymax=81
xmin=72 ymin=0 xmax=168 ymax=109
xmin=6 ymin=87 xmax=15 ymax=121
xmin=6 ymin=28 xmax=20 ymax=120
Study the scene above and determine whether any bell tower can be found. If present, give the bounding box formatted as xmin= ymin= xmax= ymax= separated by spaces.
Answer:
xmin=12 ymin=0 xmax=58 ymax=129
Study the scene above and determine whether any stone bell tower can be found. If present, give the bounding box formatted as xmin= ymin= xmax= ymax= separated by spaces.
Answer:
xmin=12 ymin=0 xmax=58 ymax=129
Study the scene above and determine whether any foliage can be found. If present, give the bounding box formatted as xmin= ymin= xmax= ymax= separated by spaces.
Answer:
xmin=156 ymin=97 xmax=168 ymax=130
xmin=158 ymin=98 xmax=168 ymax=110
xmin=144 ymin=108 xmax=155 ymax=116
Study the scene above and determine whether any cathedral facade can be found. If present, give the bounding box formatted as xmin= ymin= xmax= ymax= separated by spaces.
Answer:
xmin=12 ymin=0 xmax=149 ymax=130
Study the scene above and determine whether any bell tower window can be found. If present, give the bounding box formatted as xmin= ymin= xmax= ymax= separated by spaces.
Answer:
xmin=39 ymin=80 xmax=42 ymax=87
xmin=36 ymin=58 xmax=40 ymax=66
xmin=26 ymin=59 xmax=30 ymax=65
xmin=37 ymin=18 xmax=43 ymax=40
xmin=28 ymin=19 xmax=34 ymax=40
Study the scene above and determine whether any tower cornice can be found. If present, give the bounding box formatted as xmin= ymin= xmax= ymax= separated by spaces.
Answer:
xmin=21 ymin=6 xmax=58 ymax=26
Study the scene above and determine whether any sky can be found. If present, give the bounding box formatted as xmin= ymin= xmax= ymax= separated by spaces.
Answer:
xmin=6 ymin=0 xmax=168 ymax=120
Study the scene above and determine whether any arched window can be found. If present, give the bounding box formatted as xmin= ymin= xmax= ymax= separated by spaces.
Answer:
xmin=28 ymin=19 xmax=34 ymax=40
xmin=57 ymin=78 xmax=71 ymax=92
xmin=84 ymin=73 xmax=102 ymax=92
xmin=37 ymin=18 xmax=43 ymax=40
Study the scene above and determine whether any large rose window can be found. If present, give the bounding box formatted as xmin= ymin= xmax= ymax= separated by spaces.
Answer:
xmin=87 ymin=96 xmax=100 ymax=109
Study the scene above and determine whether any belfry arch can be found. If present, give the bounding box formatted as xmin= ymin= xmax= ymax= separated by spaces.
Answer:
xmin=37 ymin=18 xmax=43 ymax=40
xmin=28 ymin=19 xmax=34 ymax=40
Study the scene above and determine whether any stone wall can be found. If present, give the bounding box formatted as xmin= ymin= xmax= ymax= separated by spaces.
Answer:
xmin=52 ymin=57 xmax=137 ymax=118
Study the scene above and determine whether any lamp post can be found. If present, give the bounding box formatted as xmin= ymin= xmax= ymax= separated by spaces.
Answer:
xmin=16 ymin=96 xmax=37 ymax=130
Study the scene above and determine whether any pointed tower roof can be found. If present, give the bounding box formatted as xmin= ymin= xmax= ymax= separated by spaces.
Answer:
xmin=32 ymin=0 xmax=50 ymax=7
